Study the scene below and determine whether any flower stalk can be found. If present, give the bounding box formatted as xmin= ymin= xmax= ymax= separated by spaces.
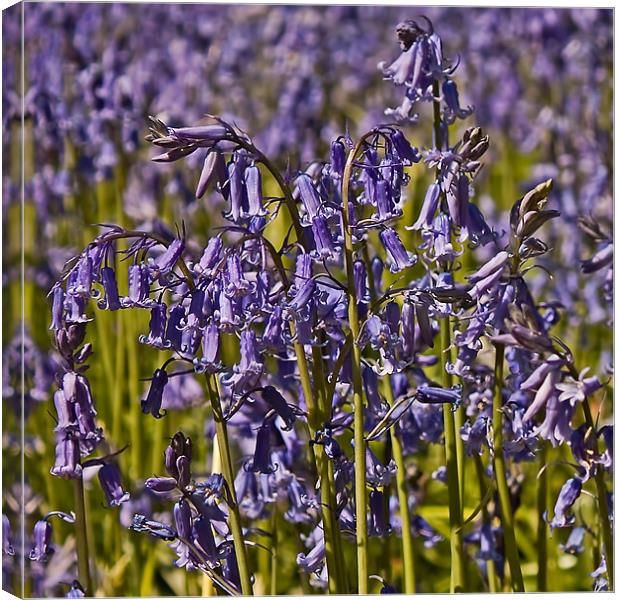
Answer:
xmin=342 ymin=137 xmax=369 ymax=594
xmin=73 ymin=474 xmax=93 ymax=595
xmin=491 ymin=343 xmax=525 ymax=592
xmin=440 ymin=316 xmax=466 ymax=593
xmin=204 ymin=375 xmax=253 ymax=596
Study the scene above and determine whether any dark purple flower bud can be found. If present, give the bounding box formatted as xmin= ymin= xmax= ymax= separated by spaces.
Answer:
xmin=174 ymin=499 xmax=193 ymax=541
xmin=297 ymin=174 xmax=321 ymax=220
xmin=164 ymin=306 xmax=184 ymax=352
xmin=176 ymin=455 xmax=191 ymax=489
xmin=51 ymin=436 xmax=82 ymax=479
xmin=415 ymin=298 xmax=434 ymax=349
xmin=244 ymin=164 xmax=267 ymax=217
xmin=3 ymin=514 xmax=15 ymax=556
xmin=29 ymin=519 xmax=53 ymax=562
xmin=261 ymin=386 xmax=297 ymax=430
xmin=400 ymin=302 xmax=415 ymax=358
xmin=417 ymin=384 xmax=461 ymax=405
xmin=154 ymin=239 xmax=184 ymax=276
xmin=549 ymin=477 xmax=582 ymax=529
xmin=196 ymin=150 xmax=227 ymax=199
xmin=130 ymin=514 xmax=176 ymax=541
xmin=311 ymin=216 xmax=337 ymax=260
xmin=330 ymin=140 xmax=347 ymax=176
xmin=49 ymin=285 xmax=64 ymax=330
xmin=390 ymin=130 xmax=420 ymax=163
xmin=193 ymin=516 xmax=217 ymax=561
xmin=353 ymin=259 xmax=369 ymax=304
xmin=169 ymin=124 xmax=229 ymax=143
xmin=141 ymin=368 xmax=168 ymax=419
xmin=98 ymin=463 xmax=130 ymax=507
xmin=98 ymin=266 xmax=121 ymax=311
xmin=164 ymin=446 xmax=179 ymax=479
xmin=247 ymin=421 xmax=277 ymax=474
xmin=145 ymin=476 xmax=178 ymax=494
xmin=371 ymin=257 xmax=384 ymax=297
xmin=368 ymin=490 xmax=390 ymax=537
xmin=442 ymin=79 xmax=473 ymax=123
xmin=380 ymin=228 xmax=415 ymax=272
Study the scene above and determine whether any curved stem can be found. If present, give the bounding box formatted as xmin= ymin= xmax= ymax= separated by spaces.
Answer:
xmin=205 ymin=375 xmax=253 ymax=596
xmin=382 ymin=377 xmax=416 ymax=594
xmin=491 ymin=344 xmax=524 ymax=592
xmin=440 ymin=317 xmax=466 ymax=593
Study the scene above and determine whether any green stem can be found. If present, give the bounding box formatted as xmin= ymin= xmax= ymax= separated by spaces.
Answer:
xmin=342 ymin=141 xmax=369 ymax=594
xmin=205 ymin=375 xmax=253 ymax=596
xmin=536 ymin=443 xmax=548 ymax=592
xmin=440 ymin=317 xmax=465 ymax=593
xmin=491 ymin=344 xmax=524 ymax=592
xmin=311 ymin=344 xmax=347 ymax=593
xmin=73 ymin=475 xmax=93 ymax=595
xmin=382 ymin=377 xmax=416 ymax=593
xmin=474 ymin=455 xmax=498 ymax=593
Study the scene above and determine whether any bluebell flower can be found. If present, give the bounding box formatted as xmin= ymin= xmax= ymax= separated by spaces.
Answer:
xmin=379 ymin=227 xmax=416 ymax=272
xmin=29 ymin=519 xmax=53 ymax=562
xmin=98 ymin=463 xmax=130 ymax=507
xmin=141 ymin=368 xmax=168 ymax=419
xmin=548 ymin=476 xmax=582 ymax=529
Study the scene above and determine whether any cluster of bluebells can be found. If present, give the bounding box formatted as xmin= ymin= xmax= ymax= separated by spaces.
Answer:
xmin=2 ymin=9 xmax=611 ymax=596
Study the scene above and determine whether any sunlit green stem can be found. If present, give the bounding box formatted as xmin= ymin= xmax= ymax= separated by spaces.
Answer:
xmin=440 ymin=317 xmax=465 ymax=593
xmin=473 ymin=454 xmax=498 ymax=593
xmin=342 ymin=139 xmax=369 ymax=594
xmin=205 ymin=375 xmax=253 ymax=596
xmin=491 ymin=344 xmax=524 ymax=592
xmin=537 ymin=443 xmax=548 ymax=591
xmin=73 ymin=475 xmax=93 ymax=594
xmin=382 ymin=377 xmax=416 ymax=593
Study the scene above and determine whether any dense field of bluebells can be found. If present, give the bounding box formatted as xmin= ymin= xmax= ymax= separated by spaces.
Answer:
xmin=2 ymin=4 xmax=614 ymax=597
